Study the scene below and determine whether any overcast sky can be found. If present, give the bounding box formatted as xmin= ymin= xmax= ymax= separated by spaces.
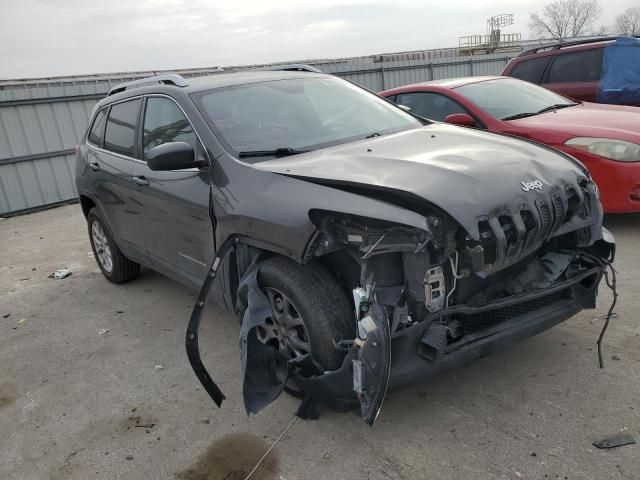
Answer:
xmin=0 ymin=0 xmax=636 ymax=79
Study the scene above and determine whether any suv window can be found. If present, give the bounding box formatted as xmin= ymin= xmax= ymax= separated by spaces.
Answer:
xmin=142 ymin=97 xmax=197 ymax=159
xmin=88 ymin=108 xmax=107 ymax=147
xmin=547 ymin=49 xmax=603 ymax=83
xmin=394 ymin=92 xmax=468 ymax=122
xmin=509 ymin=57 xmax=551 ymax=83
xmin=193 ymin=77 xmax=420 ymax=156
xmin=104 ymin=99 xmax=141 ymax=157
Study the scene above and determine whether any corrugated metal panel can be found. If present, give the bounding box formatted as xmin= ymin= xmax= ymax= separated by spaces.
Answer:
xmin=0 ymin=95 xmax=93 ymax=214
xmin=0 ymin=100 xmax=94 ymax=159
xmin=0 ymin=153 xmax=77 ymax=214
xmin=0 ymin=50 xmax=520 ymax=216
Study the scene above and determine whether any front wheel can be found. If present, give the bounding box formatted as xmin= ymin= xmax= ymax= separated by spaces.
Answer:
xmin=87 ymin=208 xmax=140 ymax=283
xmin=257 ymin=257 xmax=354 ymax=374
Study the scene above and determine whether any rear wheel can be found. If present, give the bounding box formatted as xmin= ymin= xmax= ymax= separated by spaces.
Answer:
xmin=87 ymin=208 xmax=140 ymax=283
xmin=257 ymin=257 xmax=354 ymax=377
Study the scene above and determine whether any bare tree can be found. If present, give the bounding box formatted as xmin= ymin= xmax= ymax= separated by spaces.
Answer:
xmin=593 ymin=25 xmax=609 ymax=36
xmin=529 ymin=0 xmax=603 ymax=40
xmin=616 ymin=7 xmax=640 ymax=36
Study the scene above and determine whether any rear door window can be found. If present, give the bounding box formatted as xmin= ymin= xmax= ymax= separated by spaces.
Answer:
xmin=546 ymin=49 xmax=603 ymax=83
xmin=142 ymin=97 xmax=197 ymax=160
xmin=394 ymin=92 xmax=468 ymax=122
xmin=87 ymin=108 xmax=107 ymax=147
xmin=104 ymin=98 xmax=142 ymax=157
xmin=509 ymin=57 xmax=551 ymax=84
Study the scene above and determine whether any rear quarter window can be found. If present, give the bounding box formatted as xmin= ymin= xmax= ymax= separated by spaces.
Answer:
xmin=87 ymin=108 xmax=107 ymax=147
xmin=508 ymin=57 xmax=551 ymax=84
xmin=546 ymin=48 xmax=603 ymax=83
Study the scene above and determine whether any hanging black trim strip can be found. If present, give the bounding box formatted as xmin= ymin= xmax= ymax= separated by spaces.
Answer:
xmin=185 ymin=235 xmax=241 ymax=407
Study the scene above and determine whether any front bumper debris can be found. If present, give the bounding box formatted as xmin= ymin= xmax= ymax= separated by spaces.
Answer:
xmin=295 ymin=265 xmax=603 ymax=410
xmin=186 ymin=236 xmax=612 ymax=426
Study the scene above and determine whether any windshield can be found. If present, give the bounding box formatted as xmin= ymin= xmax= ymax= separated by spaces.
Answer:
xmin=191 ymin=76 xmax=422 ymax=158
xmin=456 ymin=78 xmax=576 ymax=120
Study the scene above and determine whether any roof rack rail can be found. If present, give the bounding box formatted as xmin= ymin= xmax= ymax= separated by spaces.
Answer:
xmin=259 ymin=64 xmax=322 ymax=73
xmin=518 ymin=35 xmax=640 ymax=57
xmin=107 ymin=74 xmax=189 ymax=96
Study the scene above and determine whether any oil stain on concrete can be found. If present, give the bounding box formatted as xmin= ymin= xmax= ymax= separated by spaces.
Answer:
xmin=176 ymin=433 xmax=280 ymax=480
xmin=0 ymin=383 xmax=17 ymax=409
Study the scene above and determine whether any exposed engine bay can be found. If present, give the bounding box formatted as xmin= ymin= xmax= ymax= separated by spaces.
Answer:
xmin=306 ymin=172 xmax=610 ymax=336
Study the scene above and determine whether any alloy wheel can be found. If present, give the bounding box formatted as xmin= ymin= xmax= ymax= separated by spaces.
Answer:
xmin=257 ymin=288 xmax=312 ymax=365
xmin=91 ymin=220 xmax=113 ymax=273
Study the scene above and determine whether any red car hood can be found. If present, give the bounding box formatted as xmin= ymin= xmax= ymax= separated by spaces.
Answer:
xmin=508 ymin=102 xmax=640 ymax=142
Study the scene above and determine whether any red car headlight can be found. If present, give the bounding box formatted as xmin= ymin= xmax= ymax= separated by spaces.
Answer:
xmin=565 ymin=137 xmax=640 ymax=162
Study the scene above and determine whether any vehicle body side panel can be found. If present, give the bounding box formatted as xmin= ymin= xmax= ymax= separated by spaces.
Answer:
xmin=130 ymin=164 xmax=215 ymax=284
xmin=209 ymin=154 xmax=430 ymax=262
xmin=84 ymin=148 xmax=147 ymax=261
xmin=542 ymin=80 xmax=598 ymax=103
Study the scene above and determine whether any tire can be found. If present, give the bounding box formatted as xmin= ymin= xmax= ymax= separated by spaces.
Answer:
xmin=87 ymin=208 xmax=140 ymax=284
xmin=257 ymin=256 xmax=354 ymax=371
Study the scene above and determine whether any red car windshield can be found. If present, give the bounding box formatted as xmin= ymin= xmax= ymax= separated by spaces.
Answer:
xmin=456 ymin=78 xmax=576 ymax=120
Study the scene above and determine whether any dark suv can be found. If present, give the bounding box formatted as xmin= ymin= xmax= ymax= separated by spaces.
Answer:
xmin=76 ymin=69 xmax=614 ymax=424
xmin=502 ymin=36 xmax=640 ymax=106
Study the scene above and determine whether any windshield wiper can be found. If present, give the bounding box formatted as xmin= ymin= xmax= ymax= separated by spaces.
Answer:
xmin=502 ymin=112 xmax=538 ymax=121
xmin=503 ymin=103 xmax=578 ymax=121
xmin=365 ymin=132 xmax=382 ymax=139
xmin=536 ymin=103 xmax=578 ymax=114
xmin=238 ymin=147 xmax=309 ymax=159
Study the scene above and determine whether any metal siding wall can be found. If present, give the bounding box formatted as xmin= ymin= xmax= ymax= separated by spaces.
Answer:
xmin=0 ymin=52 xmax=518 ymax=215
xmin=319 ymin=53 xmax=513 ymax=91
xmin=0 ymin=100 xmax=93 ymax=158
xmin=0 ymin=95 xmax=97 ymax=214
xmin=0 ymin=154 xmax=77 ymax=214
xmin=472 ymin=58 xmax=511 ymax=75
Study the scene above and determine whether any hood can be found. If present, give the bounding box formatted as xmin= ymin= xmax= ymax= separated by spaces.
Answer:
xmin=508 ymin=102 xmax=640 ymax=141
xmin=253 ymin=125 xmax=589 ymax=238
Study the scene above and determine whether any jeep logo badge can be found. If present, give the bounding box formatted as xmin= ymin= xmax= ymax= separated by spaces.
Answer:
xmin=521 ymin=180 xmax=543 ymax=192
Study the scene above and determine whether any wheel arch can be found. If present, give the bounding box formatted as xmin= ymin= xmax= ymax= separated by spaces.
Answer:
xmin=78 ymin=191 xmax=129 ymax=260
xmin=79 ymin=194 xmax=96 ymax=218
xmin=225 ymin=235 xmax=358 ymax=317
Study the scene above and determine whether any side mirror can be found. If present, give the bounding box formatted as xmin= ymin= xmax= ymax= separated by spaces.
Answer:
xmin=146 ymin=142 xmax=205 ymax=171
xmin=444 ymin=113 xmax=475 ymax=127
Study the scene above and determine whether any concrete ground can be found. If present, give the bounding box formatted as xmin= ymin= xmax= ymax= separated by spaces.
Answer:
xmin=0 ymin=204 xmax=638 ymax=480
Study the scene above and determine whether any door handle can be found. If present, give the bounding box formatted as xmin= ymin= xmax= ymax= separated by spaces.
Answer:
xmin=88 ymin=161 xmax=101 ymax=172
xmin=132 ymin=175 xmax=149 ymax=186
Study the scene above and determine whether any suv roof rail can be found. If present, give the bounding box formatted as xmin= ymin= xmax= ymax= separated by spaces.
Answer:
xmin=518 ymin=35 xmax=640 ymax=57
xmin=258 ymin=64 xmax=322 ymax=73
xmin=107 ymin=74 xmax=189 ymax=96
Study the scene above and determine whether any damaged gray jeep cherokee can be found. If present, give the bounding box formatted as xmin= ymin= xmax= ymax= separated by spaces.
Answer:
xmin=76 ymin=69 xmax=615 ymax=425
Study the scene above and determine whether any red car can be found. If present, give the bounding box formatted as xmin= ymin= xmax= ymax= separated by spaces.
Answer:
xmin=380 ymin=76 xmax=640 ymax=213
xmin=501 ymin=36 xmax=640 ymax=107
